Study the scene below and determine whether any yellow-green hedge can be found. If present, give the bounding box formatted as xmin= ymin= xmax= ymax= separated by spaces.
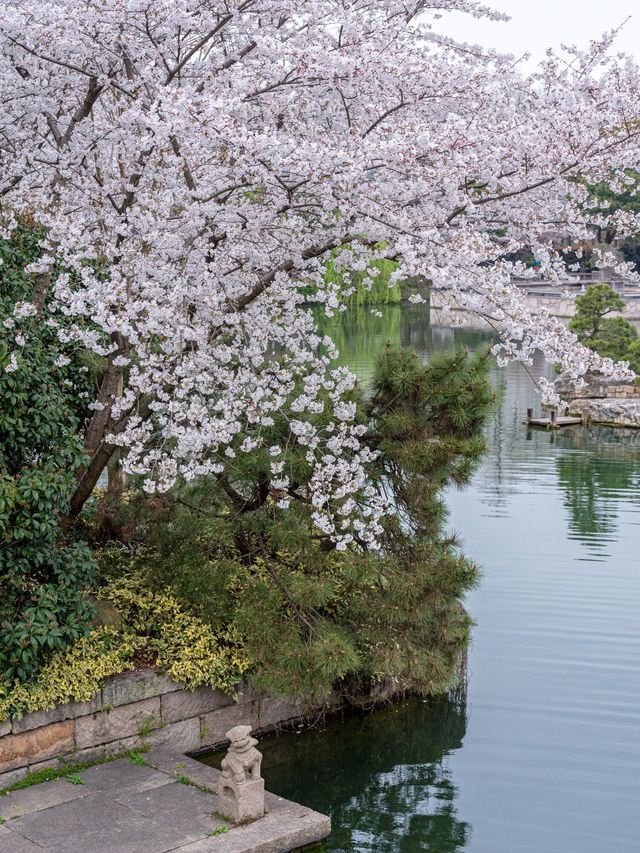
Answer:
xmin=103 ymin=575 xmax=250 ymax=693
xmin=0 ymin=577 xmax=251 ymax=722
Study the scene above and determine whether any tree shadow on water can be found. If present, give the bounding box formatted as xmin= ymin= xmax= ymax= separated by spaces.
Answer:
xmin=555 ymin=426 xmax=640 ymax=549
xmin=255 ymin=696 xmax=471 ymax=853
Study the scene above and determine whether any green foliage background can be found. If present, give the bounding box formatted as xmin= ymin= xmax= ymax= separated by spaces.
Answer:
xmin=323 ymin=250 xmax=402 ymax=305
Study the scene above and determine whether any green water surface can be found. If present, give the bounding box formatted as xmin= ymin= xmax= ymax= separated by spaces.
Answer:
xmin=202 ymin=305 xmax=640 ymax=852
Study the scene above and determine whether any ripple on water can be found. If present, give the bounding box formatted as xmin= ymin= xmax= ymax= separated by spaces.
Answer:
xmin=202 ymin=311 xmax=640 ymax=853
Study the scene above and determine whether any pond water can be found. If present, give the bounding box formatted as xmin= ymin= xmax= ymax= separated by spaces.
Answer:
xmin=203 ymin=305 xmax=640 ymax=852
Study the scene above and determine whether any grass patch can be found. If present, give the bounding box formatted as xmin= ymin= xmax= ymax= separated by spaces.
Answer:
xmin=0 ymin=744 xmax=150 ymax=796
xmin=0 ymin=757 xmax=111 ymax=795
xmin=207 ymin=826 xmax=229 ymax=836
xmin=126 ymin=748 xmax=148 ymax=766
xmin=136 ymin=714 xmax=160 ymax=738
xmin=174 ymin=773 xmax=213 ymax=795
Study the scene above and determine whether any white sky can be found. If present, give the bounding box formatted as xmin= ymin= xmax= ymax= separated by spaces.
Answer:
xmin=435 ymin=1 xmax=640 ymax=65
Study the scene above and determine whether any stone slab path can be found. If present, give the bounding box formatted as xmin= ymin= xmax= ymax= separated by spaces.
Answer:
xmin=0 ymin=749 xmax=330 ymax=852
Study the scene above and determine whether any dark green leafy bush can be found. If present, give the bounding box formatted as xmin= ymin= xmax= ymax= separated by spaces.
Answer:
xmin=0 ymin=222 xmax=97 ymax=682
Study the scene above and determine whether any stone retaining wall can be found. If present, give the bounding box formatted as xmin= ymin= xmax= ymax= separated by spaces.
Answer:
xmin=519 ymin=294 xmax=640 ymax=321
xmin=0 ymin=670 xmax=322 ymax=789
xmin=567 ymin=398 xmax=640 ymax=428
xmin=555 ymin=374 xmax=640 ymax=401
xmin=605 ymin=385 xmax=640 ymax=399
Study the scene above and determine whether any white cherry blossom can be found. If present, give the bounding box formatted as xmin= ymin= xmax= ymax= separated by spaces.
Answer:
xmin=1 ymin=1 xmax=639 ymax=545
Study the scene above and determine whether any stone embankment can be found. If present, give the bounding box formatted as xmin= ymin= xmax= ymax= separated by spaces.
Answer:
xmin=429 ymin=291 xmax=640 ymax=326
xmin=520 ymin=294 xmax=640 ymax=321
xmin=0 ymin=669 xmax=337 ymax=788
xmin=556 ymin=374 xmax=640 ymax=428
xmin=568 ymin=398 xmax=640 ymax=428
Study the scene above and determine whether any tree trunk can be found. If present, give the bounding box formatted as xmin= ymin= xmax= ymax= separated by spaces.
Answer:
xmin=96 ymin=450 xmax=126 ymax=540
xmin=61 ymin=337 xmax=128 ymax=535
xmin=61 ymin=440 xmax=118 ymax=535
xmin=61 ymin=391 xmax=155 ymax=535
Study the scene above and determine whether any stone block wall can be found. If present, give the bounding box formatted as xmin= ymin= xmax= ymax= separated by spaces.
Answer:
xmin=0 ymin=670 xmax=317 ymax=789
xmin=554 ymin=374 xmax=640 ymax=402
xmin=606 ymin=384 xmax=640 ymax=399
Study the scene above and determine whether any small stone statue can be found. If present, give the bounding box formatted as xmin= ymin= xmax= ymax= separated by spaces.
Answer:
xmin=217 ymin=725 xmax=265 ymax=823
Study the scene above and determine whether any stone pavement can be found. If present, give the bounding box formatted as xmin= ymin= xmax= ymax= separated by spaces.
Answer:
xmin=0 ymin=749 xmax=330 ymax=852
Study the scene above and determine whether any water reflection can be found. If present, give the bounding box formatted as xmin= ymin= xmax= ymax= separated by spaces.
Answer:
xmin=203 ymin=698 xmax=471 ymax=853
xmin=200 ymin=306 xmax=640 ymax=852
xmin=327 ymin=304 xmax=640 ymax=559
xmin=325 ymin=304 xmax=488 ymax=389
xmin=555 ymin=428 xmax=640 ymax=552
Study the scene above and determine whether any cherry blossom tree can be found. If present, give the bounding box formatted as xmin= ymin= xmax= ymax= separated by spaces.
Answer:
xmin=1 ymin=0 xmax=639 ymax=547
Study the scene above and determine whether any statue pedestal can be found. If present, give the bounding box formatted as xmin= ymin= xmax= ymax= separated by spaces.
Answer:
xmin=218 ymin=776 xmax=265 ymax=823
xmin=217 ymin=724 xmax=265 ymax=823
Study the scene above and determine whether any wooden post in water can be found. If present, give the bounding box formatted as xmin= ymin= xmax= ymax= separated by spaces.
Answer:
xmin=527 ymin=408 xmax=533 ymax=423
xmin=550 ymin=409 xmax=557 ymax=428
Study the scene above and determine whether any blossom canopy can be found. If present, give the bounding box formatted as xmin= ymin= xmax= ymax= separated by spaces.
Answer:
xmin=1 ymin=0 xmax=639 ymax=545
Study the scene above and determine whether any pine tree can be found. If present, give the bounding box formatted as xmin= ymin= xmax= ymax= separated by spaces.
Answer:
xmin=569 ymin=283 xmax=638 ymax=369
xmin=569 ymin=283 xmax=627 ymax=344
xmin=113 ymin=346 xmax=494 ymax=703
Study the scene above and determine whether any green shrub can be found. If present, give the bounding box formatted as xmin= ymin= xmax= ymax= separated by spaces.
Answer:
xmin=101 ymin=575 xmax=250 ymax=692
xmin=0 ymin=222 xmax=98 ymax=683
xmin=0 ymin=578 xmax=250 ymax=722
xmin=0 ymin=627 xmax=136 ymax=721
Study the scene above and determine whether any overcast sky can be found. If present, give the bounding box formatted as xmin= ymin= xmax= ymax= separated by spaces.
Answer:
xmin=436 ymin=1 xmax=639 ymax=65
